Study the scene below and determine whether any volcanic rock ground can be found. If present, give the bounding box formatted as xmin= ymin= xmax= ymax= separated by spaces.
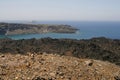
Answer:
xmin=0 ymin=53 xmax=120 ymax=80
xmin=0 ymin=37 xmax=120 ymax=66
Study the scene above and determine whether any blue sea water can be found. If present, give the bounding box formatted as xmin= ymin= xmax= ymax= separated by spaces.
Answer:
xmin=0 ymin=21 xmax=120 ymax=40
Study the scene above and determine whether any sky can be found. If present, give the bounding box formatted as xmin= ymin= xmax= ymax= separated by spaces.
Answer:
xmin=0 ymin=0 xmax=120 ymax=21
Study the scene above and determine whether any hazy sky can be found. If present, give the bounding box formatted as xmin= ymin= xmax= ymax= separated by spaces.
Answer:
xmin=0 ymin=0 xmax=120 ymax=21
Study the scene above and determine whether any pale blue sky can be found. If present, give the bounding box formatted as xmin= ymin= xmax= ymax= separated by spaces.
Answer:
xmin=0 ymin=0 xmax=120 ymax=21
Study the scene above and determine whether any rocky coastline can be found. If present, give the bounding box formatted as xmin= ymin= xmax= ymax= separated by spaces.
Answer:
xmin=0 ymin=23 xmax=78 ymax=35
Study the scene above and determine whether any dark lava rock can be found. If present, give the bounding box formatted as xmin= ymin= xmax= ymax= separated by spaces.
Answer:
xmin=0 ymin=37 xmax=120 ymax=65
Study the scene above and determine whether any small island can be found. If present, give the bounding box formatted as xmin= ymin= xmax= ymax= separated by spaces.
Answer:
xmin=0 ymin=23 xmax=78 ymax=35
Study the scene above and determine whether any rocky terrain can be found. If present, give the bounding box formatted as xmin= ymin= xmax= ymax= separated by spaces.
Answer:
xmin=0 ymin=37 xmax=120 ymax=66
xmin=0 ymin=53 xmax=120 ymax=80
xmin=0 ymin=23 xmax=78 ymax=35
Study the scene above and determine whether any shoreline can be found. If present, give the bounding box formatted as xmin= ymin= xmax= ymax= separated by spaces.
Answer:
xmin=0 ymin=22 xmax=78 ymax=35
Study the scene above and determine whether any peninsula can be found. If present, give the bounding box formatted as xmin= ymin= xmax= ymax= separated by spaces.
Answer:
xmin=0 ymin=23 xmax=78 ymax=35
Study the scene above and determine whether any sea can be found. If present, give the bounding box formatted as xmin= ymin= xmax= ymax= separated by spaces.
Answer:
xmin=0 ymin=21 xmax=120 ymax=40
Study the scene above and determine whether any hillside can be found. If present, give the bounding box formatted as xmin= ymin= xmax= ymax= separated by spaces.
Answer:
xmin=0 ymin=23 xmax=78 ymax=35
xmin=0 ymin=53 xmax=120 ymax=80
xmin=0 ymin=37 xmax=120 ymax=65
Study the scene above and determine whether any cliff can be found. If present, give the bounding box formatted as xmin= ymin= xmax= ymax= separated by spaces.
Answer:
xmin=0 ymin=23 xmax=78 ymax=35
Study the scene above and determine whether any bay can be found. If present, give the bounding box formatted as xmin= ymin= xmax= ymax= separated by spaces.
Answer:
xmin=0 ymin=21 xmax=120 ymax=40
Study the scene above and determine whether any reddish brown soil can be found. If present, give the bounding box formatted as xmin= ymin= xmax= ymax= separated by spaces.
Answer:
xmin=0 ymin=53 xmax=120 ymax=80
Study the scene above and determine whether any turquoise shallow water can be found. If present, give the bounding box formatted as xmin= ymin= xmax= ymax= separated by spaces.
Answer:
xmin=0 ymin=21 xmax=120 ymax=40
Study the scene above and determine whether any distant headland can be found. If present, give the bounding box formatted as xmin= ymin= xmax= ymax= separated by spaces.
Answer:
xmin=0 ymin=22 xmax=78 ymax=35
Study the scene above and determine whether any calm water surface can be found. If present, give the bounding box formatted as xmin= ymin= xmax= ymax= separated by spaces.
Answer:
xmin=0 ymin=21 xmax=120 ymax=40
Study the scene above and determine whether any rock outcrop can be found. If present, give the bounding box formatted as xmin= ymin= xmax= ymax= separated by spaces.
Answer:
xmin=0 ymin=23 xmax=78 ymax=35
xmin=0 ymin=53 xmax=120 ymax=80
xmin=0 ymin=37 xmax=120 ymax=65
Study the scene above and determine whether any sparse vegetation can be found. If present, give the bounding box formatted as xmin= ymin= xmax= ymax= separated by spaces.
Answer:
xmin=0 ymin=23 xmax=78 ymax=35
